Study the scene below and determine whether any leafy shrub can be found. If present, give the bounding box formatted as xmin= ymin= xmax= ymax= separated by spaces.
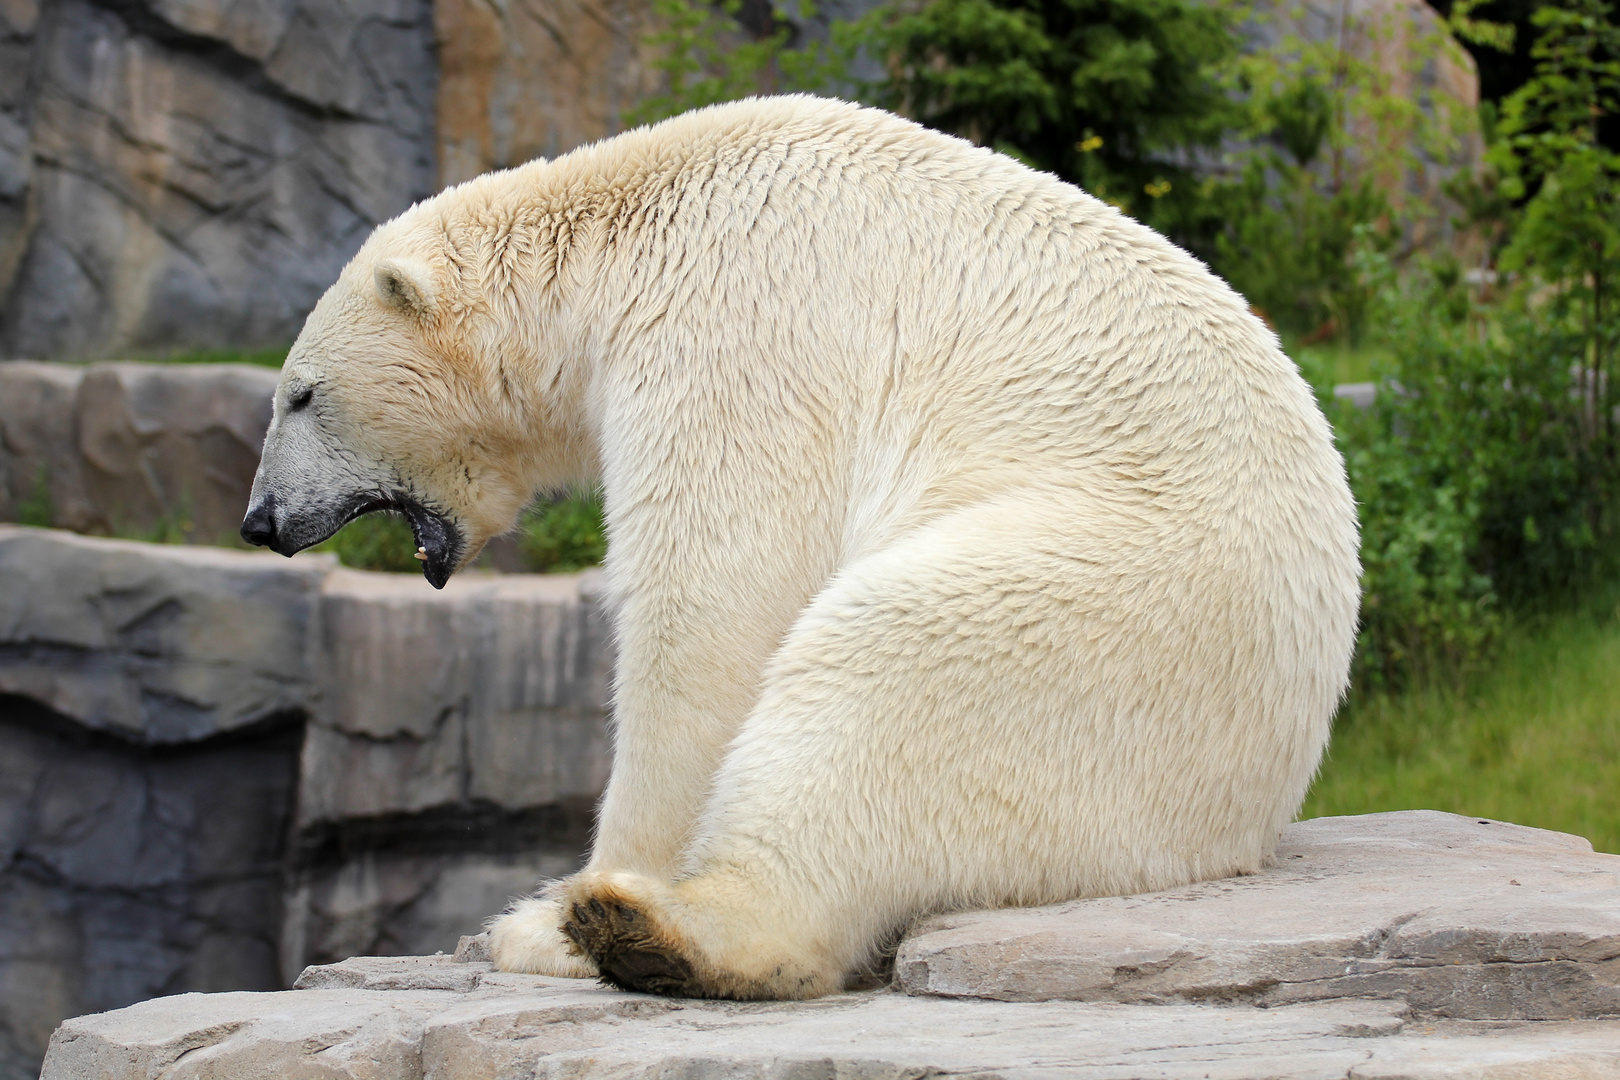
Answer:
xmin=1337 ymin=255 xmax=1619 ymax=692
xmin=519 ymin=490 xmax=609 ymax=573
xmin=317 ymin=513 xmax=422 ymax=573
xmin=854 ymin=0 xmax=1241 ymax=230
xmin=624 ymin=0 xmax=848 ymax=126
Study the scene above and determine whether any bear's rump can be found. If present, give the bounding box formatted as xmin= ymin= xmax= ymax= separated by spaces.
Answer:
xmin=690 ymin=482 xmax=1348 ymax=914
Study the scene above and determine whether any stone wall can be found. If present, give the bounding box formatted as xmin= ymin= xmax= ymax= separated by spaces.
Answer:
xmin=0 ymin=0 xmax=441 ymax=361
xmin=0 ymin=525 xmax=614 ymax=1080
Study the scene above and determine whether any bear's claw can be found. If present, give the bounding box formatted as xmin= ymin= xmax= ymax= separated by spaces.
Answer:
xmin=563 ymin=891 xmax=698 ymax=996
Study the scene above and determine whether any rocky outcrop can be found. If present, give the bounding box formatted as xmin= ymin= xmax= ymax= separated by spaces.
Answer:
xmin=898 ymin=811 xmax=1620 ymax=1019
xmin=0 ymin=361 xmax=283 ymax=545
xmin=0 ymin=0 xmax=439 ymax=360
xmin=433 ymin=0 xmax=660 ymax=187
xmin=0 ymin=526 xmax=613 ymax=1079
xmin=0 ymin=696 xmax=302 ymax=1080
xmin=0 ymin=525 xmax=329 ymax=742
xmin=38 ymin=812 xmax=1620 ymax=1080
xmin=284 ymin=566 xmax=611 ymax=977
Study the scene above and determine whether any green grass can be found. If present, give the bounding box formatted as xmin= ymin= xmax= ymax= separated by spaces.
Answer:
xmin=140 ymin=345 xmax=289 ymax=368
xmin=1302 ymin=597 xmax=1620 ymax=853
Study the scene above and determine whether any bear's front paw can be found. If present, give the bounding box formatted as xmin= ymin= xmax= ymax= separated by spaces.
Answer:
xmin=487 ymin=895 xmax=600 ymax=978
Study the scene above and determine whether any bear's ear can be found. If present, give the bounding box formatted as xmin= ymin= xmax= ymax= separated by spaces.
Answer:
xmin=375 ymin=258 xmax=437 ymax=319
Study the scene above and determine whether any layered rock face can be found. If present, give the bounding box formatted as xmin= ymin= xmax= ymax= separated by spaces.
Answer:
xmin=38 ymin=812 xmax=1620 ymax=1079
xmin=0 ymin=526 xmax=613 ymax=1080
xmin=434 ymin=0 xmax=659 ymax=188
xmin=0 ymin=0 xmax=441 ymax=360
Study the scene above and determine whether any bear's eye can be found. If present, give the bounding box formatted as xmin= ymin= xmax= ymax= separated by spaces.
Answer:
xmin=288 ymin=386 xmax=314 ymax=412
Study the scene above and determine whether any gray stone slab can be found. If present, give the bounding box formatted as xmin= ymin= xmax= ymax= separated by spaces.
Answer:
xmin=0 ymin=525 xmax=332 ymax=741
xmin=897 ymin=811 xmax=1620 ymax=1020
xmin=0 ymin=361 xmax=280 ymax=545
xmin=74 ymin=363 xmax=280 ymax=546
xmin=39 ymin=957 xmax=1620 ymax=1080
xmin=0 ymin=362 xmax=90 ymax=532
xmin=300 ymin=568 xmax=613 ymax=825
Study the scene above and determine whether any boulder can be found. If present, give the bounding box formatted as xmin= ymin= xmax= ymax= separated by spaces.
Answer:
xmin=0 ymin=525 xmax=331 ymax=742
xmin=433 ymin=0 xmax=660 ymax=186
xmin=283 ymin=566 xmax=612 ymax=974
xmin=0 ymin=526 xmax=617 ymax=1077
xmin=899 ymin=811 xmax=1620 ymax=1020
xmin=301 ymin=568 xmax=612 ymax=826
xmin=0 ymin=360 xmax=280 ymax=544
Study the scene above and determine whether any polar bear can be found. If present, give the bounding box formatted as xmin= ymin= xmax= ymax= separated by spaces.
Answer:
xmin=243 ymin=95 xmax=1360 ymax=1000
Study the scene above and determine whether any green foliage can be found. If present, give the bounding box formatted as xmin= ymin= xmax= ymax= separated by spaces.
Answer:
xmin=519 ymin=490 xmax=609 ymax=573
xmin=625 ymin=0 xmax=848 ymax=127
xmin=316 ymin=513 xmax=422 ymax=573
xmin=854 ymin=0 xmax=1242 ymax=226
xmin=1211 ymin=173 xmax=1392 ymax=340
xmin=1490 ymin=0 xmax=1620 ymax=462
xmin=1332 ymin=247 xmax=1619 ymax=692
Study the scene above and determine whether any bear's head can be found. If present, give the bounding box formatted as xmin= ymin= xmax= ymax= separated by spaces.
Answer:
xmin=240 ymin=209 xmax=582 ymax=588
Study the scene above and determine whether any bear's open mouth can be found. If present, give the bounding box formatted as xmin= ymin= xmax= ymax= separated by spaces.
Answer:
xmin=338 ymin=494 xmax=463 ymax=590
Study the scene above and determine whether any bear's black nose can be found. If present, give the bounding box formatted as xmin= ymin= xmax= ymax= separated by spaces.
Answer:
xmin=240 ymin=499 xmax=277 ymax=547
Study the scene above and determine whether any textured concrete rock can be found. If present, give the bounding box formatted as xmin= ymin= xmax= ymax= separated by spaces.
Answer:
xmin=301 ymin=568 xmax=612 ymax=826
xmin=0 ymin=694 xmax=300 ymax=1080
xmin=0 ymin=360 xmax=279 ymax=543
xmin=433 ymin=0 xmax=659 ymax=186
xmin=0 ymin=362 xmax=89 ymax=529
xmin=73 ymin=363 xmax=279 ymax=544
xmin=898 ymin=811 xmax=1620 ymax=1020
xmin=281 ymin=846 xmax=587 ymax=979
xmin=280 ymin=566 xmax=611 ymax=974
xmin=0 ymin=525 xmax=331 ymax=741
xmin=0 ymin=527 xmax=616 ymax=1077
xmin=40 ymin=954 xmax=1620 ymax=1079
xmin=0 ymin=0 xmax=438 ymax=360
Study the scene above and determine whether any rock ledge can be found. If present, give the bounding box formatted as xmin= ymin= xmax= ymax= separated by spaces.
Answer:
xmin=40 ymin=811 xmax=1620 ymax=1078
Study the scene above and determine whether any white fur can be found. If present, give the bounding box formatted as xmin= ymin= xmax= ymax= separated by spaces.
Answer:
xmin=270 ymin=96 xmax=1360 ymax=995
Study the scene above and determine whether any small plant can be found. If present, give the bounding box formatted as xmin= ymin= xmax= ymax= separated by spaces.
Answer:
xmin=520 ymin=490 xmax=609 ymax=573
xmin=17 ymin=466 xmax=52 ymax=528
xmin=316 ymin=513 xmax=422 ymax=573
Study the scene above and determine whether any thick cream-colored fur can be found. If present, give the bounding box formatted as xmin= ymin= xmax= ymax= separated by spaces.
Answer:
xmin=272 ymin=96 xmax=1359 ymax=998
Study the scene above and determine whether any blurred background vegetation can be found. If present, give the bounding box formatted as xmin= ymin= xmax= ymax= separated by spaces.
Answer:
xmin=181 ymin=0 xmax=1619 ymax=845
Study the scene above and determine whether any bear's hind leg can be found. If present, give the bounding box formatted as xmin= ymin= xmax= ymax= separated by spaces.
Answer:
xmin=563 ymin=486 xmax=1340 ymax=999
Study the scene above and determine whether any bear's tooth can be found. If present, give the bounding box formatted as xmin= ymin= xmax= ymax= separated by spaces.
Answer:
xmin=415 ymin=547 xmax=428 ymax=561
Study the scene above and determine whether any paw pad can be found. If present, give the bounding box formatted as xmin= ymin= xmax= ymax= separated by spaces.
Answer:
xmin=563 ymin=891 xmax=698 ymax=996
